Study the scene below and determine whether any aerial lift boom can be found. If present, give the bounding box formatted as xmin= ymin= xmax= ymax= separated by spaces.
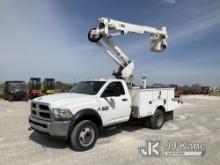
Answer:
xmin=88 ymin=17 xmax=168 ymax=80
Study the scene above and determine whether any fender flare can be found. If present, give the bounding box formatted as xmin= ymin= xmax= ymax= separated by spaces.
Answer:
xmin=68 ymin=109 xmax=103 ymax=136
xmin=154 ymin=105 xmax=166 ymax=114
xmin=74 ymin=109 xmax=103 ymax=126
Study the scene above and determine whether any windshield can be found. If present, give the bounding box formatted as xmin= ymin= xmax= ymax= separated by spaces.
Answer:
xmin=45 ymin=80 xmax=55 ymax=89
xmin=9 ymin=82 xmax=25 ymax=89
xmin=70 ymin=81 xmax=106 ymax=95
xmin=30 ymin=79 xmax=41 ymax=89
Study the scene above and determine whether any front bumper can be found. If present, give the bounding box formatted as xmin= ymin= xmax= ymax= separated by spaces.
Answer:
xmin=29 ymin=115 xmax=72 ymax=137
xmin=13 ymin=92 xmax=26 ymax=99
xmin=46 ymin=90 xmax=55 ymax=94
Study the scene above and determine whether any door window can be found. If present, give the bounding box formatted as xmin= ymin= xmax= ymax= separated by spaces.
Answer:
xmin=101 ymin=82 xmax=125 ymax=97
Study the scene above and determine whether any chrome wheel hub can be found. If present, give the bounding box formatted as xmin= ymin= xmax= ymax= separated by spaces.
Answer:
xmin=79 ymin=127 xmax=95 ymax=147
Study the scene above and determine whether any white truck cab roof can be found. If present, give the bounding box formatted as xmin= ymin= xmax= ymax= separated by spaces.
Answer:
xmin=88 ymin=78 xmax=124 ymax=82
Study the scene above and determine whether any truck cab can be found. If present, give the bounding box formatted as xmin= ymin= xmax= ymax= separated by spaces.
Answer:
xmin=29 ymin=79 xmax=180 ymax=151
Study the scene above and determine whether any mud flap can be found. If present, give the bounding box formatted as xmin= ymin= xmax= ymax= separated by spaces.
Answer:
xmin=165 ymin=111 xmax=173 ymax=122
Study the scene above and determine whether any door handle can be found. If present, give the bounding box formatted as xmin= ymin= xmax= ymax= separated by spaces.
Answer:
xmin=122 ymin=98 xmax=128 ymax=101
xmin=102 ymin=106 xmax=109 ymax=111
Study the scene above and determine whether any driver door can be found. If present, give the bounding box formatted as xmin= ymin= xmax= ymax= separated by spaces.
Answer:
xmin=99 ymin=81 xmax=130 ymax=126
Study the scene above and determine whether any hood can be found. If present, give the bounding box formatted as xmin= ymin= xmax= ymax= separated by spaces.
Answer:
xmin=33 ymin=93 xmax=95 ymax=108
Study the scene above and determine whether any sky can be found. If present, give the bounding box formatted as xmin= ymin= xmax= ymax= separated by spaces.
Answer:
xmin=0 ymin=0 xmax=220 ymax=86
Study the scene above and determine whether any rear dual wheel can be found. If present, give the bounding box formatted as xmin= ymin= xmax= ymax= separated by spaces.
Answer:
xmin=143 ymin=109 xmax=165 ymax=129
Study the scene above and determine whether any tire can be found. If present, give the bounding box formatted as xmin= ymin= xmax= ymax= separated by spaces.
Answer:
xmin=70 ymin=120 xmax=98 ymax=151
xmin=8 ymin=95 xmax=13 ymax=102
xmin=150 ymin=109 xmax=165 ymax=129
xmin=29 ymin=95 xmax=33 ymax=100
xmin=24 ymin=96 xmax=28 ymax=101
xmin=143 ymin=116 xmax=151 ymax=128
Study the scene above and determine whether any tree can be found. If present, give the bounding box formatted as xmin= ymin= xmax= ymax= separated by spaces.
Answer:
xmin=182 ymin=85 xmax=191 ymax=94
xmin=55 ymin=81 xmax=76 ymax=92
xmin=191 ymin=83 xmax=201 ymax=91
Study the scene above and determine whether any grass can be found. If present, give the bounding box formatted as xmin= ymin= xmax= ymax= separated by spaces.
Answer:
xmin=0 ymin=85 xmax=4 ymax=99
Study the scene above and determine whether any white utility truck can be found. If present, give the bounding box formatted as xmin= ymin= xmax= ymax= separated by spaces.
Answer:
xmin=29 ymin=18 xmax=181 ymax=151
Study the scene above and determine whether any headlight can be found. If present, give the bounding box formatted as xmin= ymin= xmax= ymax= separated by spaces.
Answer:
xmin=52 ymin=108 xmax=73 ymax=119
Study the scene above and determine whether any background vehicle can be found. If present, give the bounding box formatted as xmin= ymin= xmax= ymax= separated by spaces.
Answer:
xmin=4 ymin=81 xmax=27 ymax=101
xmin=43 ymin=78 xmax=55 ymax=94
xmin=29 ymin=77 xmax=41 ymax=98
xmin=201 ymin=86 xmax=210 ymax=94
xmin=169 ymin=84 xmax=183 ymax=98
xmin=29 ymin=18 xmax=181 ymax=151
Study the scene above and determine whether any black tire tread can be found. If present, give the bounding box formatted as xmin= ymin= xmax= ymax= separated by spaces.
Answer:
xmin=150 ymin=109 xmax=165 ymax=129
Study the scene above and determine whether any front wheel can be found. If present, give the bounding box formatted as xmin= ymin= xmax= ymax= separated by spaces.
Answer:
xmin=150 ymin=109 xmax=165 ymax=129
xmin=70 ymin=120 xmax=98 ymax=151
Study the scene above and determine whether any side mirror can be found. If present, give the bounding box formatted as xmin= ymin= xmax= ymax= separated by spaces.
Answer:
xmin=101 ymin=93 xmax=106 ymax=98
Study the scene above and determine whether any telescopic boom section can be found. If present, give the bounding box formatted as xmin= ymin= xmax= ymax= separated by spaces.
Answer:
xmin=88 ymin=17 xmax=168 ymax=80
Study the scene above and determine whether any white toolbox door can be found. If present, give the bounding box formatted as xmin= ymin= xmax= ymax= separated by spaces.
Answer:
xmin=139 ymin=91 xmax=154 ymax=117
xmin=167 ymin=90 xmax=174 ymax=111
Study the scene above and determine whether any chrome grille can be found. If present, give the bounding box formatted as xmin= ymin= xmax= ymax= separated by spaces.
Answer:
xmin=31 ymin=102 xmax=52 ymax=121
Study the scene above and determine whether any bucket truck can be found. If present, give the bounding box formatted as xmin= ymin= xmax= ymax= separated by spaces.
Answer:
xmin=29 ymin=18 xmax=180 ymax=151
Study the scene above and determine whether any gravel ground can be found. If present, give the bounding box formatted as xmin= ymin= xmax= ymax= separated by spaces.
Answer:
xmin=0 ymin=95 xmax=219 ymax=165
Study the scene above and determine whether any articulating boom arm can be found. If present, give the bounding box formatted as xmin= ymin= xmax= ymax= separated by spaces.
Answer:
xmin=88 ymin=17 xmax=168 ymax=80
